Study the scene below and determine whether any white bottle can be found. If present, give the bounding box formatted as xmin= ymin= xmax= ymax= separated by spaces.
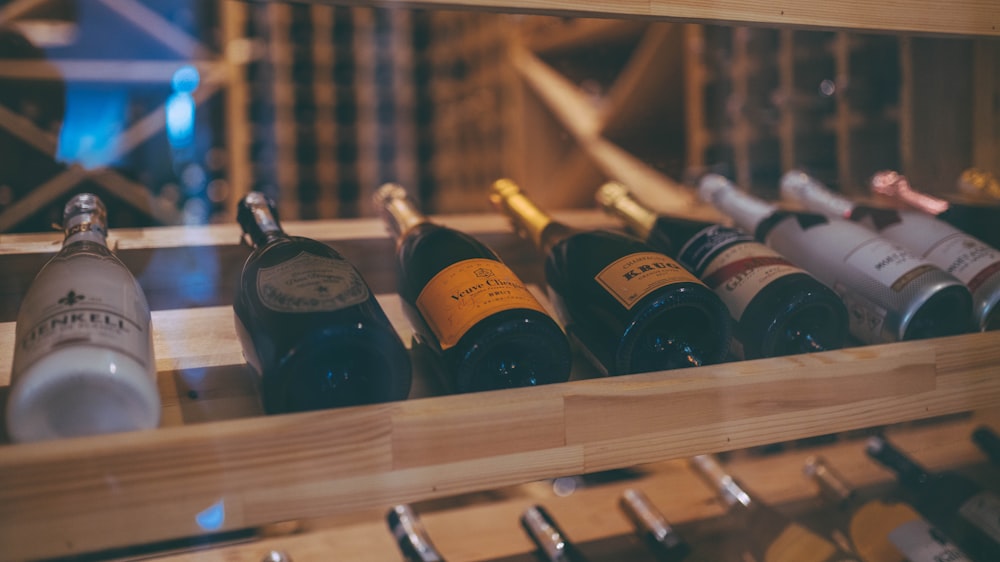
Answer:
xmin=6 ymin=194 xmax=160 ymax=442
xmin=782 ymin=169 xmax=1000 ymax=331
xmin=699 ymin=174 xmax=973 ymax=344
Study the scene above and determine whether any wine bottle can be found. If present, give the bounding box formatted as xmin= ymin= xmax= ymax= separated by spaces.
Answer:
xmin=374 ymin=183 xmax=572 ymax=392
xmin=619 ymin=488 xmax=694 ymax=562
xmin=489 ymin=179 xmax=732 ymax=376
xmin=866 ymin=435 xmax=1000 ymax=561
xmin=233 ymin=192 xmax=411 ymax=414
xmin=971 ymin=426 xmax=1000 ymax=467
xmin=870 ymin=170 xmax=1000 ymax=251
xmin=520 ymin=505 xmax=589 ymax=562
xmin=690 ymin=454 xmax=862 ymax=562
xmin=803 ymin=455 xmax=973 ymax=562
xmin=5 ymin=194 xmax=160 ymax=443
xmin=387 ymin=504 xmax=446 ymax=562
xmin=597 ymin=181 xmax=849 ymax=359
xmin=782 ymin=169 xmax=1000 ymax=331
xmin=956 ymin=169 xmax=1000 ymax=202
xmin=699 ymin=173 xmax=973 ymax=344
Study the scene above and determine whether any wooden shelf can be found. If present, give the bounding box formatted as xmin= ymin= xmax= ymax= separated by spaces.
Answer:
xmin=2 ymin=213 xmax=1000 ymax=560
xmin=282 ymin=0 xmax=1000 ymax=37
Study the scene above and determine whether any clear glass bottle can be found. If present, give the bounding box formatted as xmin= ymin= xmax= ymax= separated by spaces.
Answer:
xmin=6 ymin=194 xmax=160 ymax=442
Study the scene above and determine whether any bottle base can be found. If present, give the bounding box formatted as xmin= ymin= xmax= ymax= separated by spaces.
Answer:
xmin=6 ymin=347 xmax=160 ymax=443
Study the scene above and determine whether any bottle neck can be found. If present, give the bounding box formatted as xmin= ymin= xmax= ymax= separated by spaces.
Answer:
xmin=870 ymin=171 xmax=949 ymax=215
xmin=803 ymin=456 xmax=857 ymax=510
xmin=781 ymin=170 xmax=855 ymax=219
xmin=596 ymin=182 xmax=659 ymax=240
xmin=60 ymin=193 xmax=109 ymax=248
xmin=375 ymin=183 xmax=432 ymax=242
xmin=698 ymin=174 xmax=777 ymax=234
xmin=237 ymin=192 xmax=288 ymax=248
xmin=490 ymin=179 xmax=575 ymax=255
xmin=690 ymin=455 xmax=754 ymax=511
xmin=865 ymin=436 xmax=930 ymax=488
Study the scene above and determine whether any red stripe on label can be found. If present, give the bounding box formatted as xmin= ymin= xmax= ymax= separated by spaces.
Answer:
xmin=967 ymin=260 xmax=1000 ymax=293
xmin=701 ymin=256 xmax=793 ymax=289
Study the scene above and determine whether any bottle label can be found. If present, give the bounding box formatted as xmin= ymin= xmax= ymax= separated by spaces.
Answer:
xmin=958 ymin=491 xmax=1000 ymax=543
xmin=887 ymin=519 xmax=972 ymax=562
xmin=594 ymin=252 xmax=704 ymax=310
xmin=920 ymin=232 xmax=1000 ymax=293
xmin=843 ymin=238 xmax=937 ymax=292
xmin=12 ymin=253 xmax=152 ymax=379
xmin=415 ymin=258 xmax=548 ymax=350
xmin=680 ymin=226 xmax=803 ymax=320
xmin=764 ymin=522 xmax=839 ymax=562
xmin=256 ymin=252 xmax=370 ymax=313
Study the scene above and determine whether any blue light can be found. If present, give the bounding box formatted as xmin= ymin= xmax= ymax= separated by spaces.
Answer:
xmin=171 ymin=65 xmax=200 ymax=94
xmin=166 ymin=91 xmax=195 ymax=148
xmin=195 ymin=498 xmax=225 ymax=531
xmin=55 ymin=85 xmax=125 ymax=169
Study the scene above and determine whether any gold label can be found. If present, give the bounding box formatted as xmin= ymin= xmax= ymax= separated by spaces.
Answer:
xmin=594 ymin=252 xmax=703 ymax=310
xmin=415 ymin=258 xmax=548 ymax=350
xmin=764 ymin=523 xmax=839 ymax=562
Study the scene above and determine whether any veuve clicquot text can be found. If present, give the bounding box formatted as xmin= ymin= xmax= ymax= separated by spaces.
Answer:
xmin=490 ymin=179 xmax=731 ymax=376
xmin=783 ymin=170 xmax=1000 ymax=330
xmin=690 ymin=454 xmax=861 ymax=562
xmin=598 ymin=181 xmax=848 ymax=359
xmin=6 ymin=194 xmax=160 ymax=442
xmin=870 ymin=170 xmax=1000 ymax=251
xmin=866 ymin=436 xmax=1000 ymax=561
xmin=374 ymin=184 xmax=571 ymax=392
xmin=387 ymin=504 xmax=446 ymax=562
xmin=803 ymin=455 xmax=972 ymax=562
xmin=233 ymin=192 xmax=411 ymax=414
xmin=699 ymin=174 xmax=973 ymax=344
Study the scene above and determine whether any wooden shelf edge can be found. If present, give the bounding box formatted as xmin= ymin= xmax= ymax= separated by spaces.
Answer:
xmin=269 ymin=1 xmax=1000 ymax=37
xmin=1 ymin=331 xmax=998 ymax=559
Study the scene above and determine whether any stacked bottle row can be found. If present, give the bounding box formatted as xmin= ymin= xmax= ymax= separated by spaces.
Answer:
xmin=5 ymin=167 xmax=1000 ymax=442
xmin=380 ymin=429 xmax=1000 ymax=562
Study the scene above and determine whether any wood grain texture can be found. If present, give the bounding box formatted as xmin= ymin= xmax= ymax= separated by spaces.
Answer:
xmin=1 ymin=331 xmax=998 ymax=560
xmin=151 ymin=418 xmax=996 ymax=562
xmin=275 ymin=0 xmax=1000 ymax=37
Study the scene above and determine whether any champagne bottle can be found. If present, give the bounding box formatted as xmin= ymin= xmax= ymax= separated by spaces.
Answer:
xmin=619 ymin=488 xmax=694 ymax=562
xmin=387 ymin=504 xmax=446 ymax=562
xmin=489 ymin=179 xmax=732 ymax=376
xmin=691 ymin=454 xmax=861 ymax=562
xmin=782 ymin=170 xmax=1000 ymax=331
xmin=520 ymin=505 xmax=589 ymax=562
xmin=870 ymin=171 xmax=1000 ymax=251
xmin=233 ymin=192 xmax=411 ymax=414
xmin=699 ymin=174 xmax=973 ymax=344
xmin=598 ymin=182 xmax=849 ymax=359
xmin=971 ymin=426 xmax=1000 ymax=467
xmin=956 ymin=169 xmax=1000 ymax=202
xmin=803 ymin=455 xmax=973 ymax=562
xmin=374 ymin=183 xmax=572 ymax=392
xmin=866 ymin=436 xmax=1000 ymax=561
xmin=6 ymin=194 xmax=160 ymax=442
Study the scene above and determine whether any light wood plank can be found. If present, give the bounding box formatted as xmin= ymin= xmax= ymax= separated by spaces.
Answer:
xmin=1 ymin=331 xmax=998 ymax=559
xmin=152 ymin=418 xmax=995 ymax=562
xmin=273 ymin=0 xmax=1000 ymax=37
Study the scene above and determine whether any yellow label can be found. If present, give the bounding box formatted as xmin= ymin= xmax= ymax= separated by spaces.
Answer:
xmin=765 ymin=523 xmax=840 ymax=562
xmin=415 ymin=258 xmax=548 ymax=350
xmin=594 ymin=252 xmax=703 ymax=310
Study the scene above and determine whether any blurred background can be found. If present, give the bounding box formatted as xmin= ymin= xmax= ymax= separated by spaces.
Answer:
xmin=0 ymin=0 xmax=997 ymax=233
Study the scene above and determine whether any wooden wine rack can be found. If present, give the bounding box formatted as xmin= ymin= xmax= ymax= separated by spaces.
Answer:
xmin=0 ymin=1 xmax=998 ymax=561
